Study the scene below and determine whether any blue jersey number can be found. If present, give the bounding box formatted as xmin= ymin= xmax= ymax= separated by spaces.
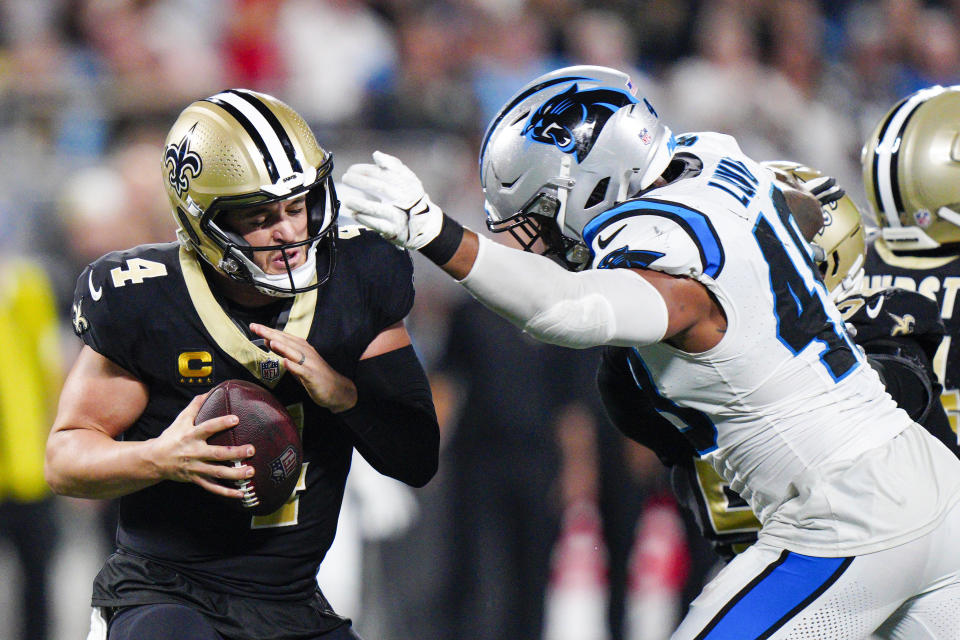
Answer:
xmin=753 ymin=189 xmax=858 ymax=381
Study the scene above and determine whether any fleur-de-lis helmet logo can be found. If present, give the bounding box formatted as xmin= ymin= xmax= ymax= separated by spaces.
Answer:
xmin=164 ymin=123 xmax=203 ymax=197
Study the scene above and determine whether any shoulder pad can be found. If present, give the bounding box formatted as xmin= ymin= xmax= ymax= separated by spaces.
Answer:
xmin=71 ymin=244 xmax=180 ymax=375
xmin=674 ymin=131 xmax=745 ymax=157
xmin=76 ymin=244 xmax=177 ymax=308
xmin=583 ymin=198 xmax=724 ymax=278
xmin=336 ymin=222 xmax=392 ymax=244
xmin=72 ymin=244 xmax=179 ymax=339
xmin=842 ymin=288 xmax=945 ymax=357
xmin=334 ymin=226 xmax=414 ymax=325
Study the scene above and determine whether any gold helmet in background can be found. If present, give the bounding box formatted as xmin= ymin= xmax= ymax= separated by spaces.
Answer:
xmin=763 ymin=161 xmax=866 ymax=300
xmin=861 ymin=85 xmax=960 ymax=252
xmin=163 ymin=89 xmax=338 ymax=296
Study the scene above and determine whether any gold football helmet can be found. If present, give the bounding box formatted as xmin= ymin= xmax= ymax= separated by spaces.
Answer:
xmin=763 ymin=161 xmax=866 ymax=301
xmin=163 ymin=89 xmax=338 ymax=296
xmin=862 ymin=85 xmax=960 ymax=252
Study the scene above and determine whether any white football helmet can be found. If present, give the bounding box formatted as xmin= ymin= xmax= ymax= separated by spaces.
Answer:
xmin=862 ymin=84 xmax=960 ymax=252
xmin=479 ymin=65 xmax=676 ymax=270
xmin=163 ymin=89 xmax=339 ymax=297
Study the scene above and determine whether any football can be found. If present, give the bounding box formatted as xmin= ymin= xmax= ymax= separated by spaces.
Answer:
xmin=196 ymin=379 xmax=303 ymax=515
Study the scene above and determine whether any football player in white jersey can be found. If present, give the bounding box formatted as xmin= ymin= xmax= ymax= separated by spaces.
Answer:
xmin=341 ymin=65 xmax=960 ymax=639
xmin=664 ymin=161 xmax=954 ymax=563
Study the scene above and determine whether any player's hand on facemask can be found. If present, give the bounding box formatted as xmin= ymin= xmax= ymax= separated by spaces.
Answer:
xmin=804 ymin=175 xmax=845 ymax=207
xmin=340 ymin=151 xmax=444 ymax=251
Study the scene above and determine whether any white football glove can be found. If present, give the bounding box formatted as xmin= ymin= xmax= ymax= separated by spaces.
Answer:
xmin=340 ymin=151 xmax=444 ymax=250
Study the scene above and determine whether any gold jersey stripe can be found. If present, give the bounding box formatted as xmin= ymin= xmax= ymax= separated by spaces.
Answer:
xmin=179 ymin=246 xmax=317 ymax=388
xmin=872 ymin=237 xmax=960 ymax=270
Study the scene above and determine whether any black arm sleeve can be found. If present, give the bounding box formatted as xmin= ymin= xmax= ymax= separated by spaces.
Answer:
xmin=863 ymin=338 xmax=940 ymax=425
xmin=863 ymin=338 xmax=957 ymax=456
xmin=596 ymin=347 xmax=697 ymax=467
xmin=336 ymin=345 xmax=440 ymax=487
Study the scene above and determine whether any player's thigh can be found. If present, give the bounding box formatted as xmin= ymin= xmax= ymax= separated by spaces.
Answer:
xmin=108 ymin=604 xmax=224 ymax=640
xmin=671 ymin=542 xmax=901 ymax=640
xmin=874 ymin=579 xmax=960 ymax=640
xmin=873 ymin=506 xmax=960 ymax=640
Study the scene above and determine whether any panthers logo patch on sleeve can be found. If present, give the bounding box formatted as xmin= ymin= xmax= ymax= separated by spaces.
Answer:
xmin=585 ymin=200 xmax=725 ymax=278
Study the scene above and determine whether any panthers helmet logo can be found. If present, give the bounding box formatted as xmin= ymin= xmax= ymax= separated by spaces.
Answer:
xmin=164 ymin=123 xmax=203 ymax=198
xmin=523 ymin=84 xmax=636 ymax=162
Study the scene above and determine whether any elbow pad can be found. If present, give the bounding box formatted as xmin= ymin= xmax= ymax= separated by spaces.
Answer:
xmin=459 ymin=235 xmax=669 ymax=348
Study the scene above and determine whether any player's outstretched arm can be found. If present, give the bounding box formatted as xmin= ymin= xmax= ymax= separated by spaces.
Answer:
xmin=342 ymin=152 xmax=721 ymax=351
xmin=45 ymin=346 xmax=254 ymax=500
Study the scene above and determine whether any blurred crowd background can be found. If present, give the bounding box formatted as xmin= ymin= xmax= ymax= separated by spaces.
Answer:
xmin=1 ymin=0 xmax=959 ymax=639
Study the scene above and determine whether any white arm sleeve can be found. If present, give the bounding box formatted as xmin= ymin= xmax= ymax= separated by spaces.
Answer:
xmin=458 ymin=235 xmax=669 ymax=349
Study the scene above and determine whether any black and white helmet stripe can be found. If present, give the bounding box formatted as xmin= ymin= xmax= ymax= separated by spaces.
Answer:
xmin=204 ymin=89 xmax=303 ymax=184
xmin=868 ymin=86 xmax=944 ymax=228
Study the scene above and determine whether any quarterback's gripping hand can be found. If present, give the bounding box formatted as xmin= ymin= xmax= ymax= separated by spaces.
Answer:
xmin=804 ymin=175 xmax=845 ymax=207
xmin=341 ymin=151 xmax=444 ymax=250
xmin=155 ymin=393 xmax=254 ymax=499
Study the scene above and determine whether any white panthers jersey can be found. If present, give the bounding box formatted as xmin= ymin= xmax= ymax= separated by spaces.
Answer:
xmin=582 ymin=132 xmax=960 ymax=555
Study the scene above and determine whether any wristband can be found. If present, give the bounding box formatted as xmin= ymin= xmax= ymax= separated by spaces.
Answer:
xmin=419 ymin=214 xmax=464 ymax=265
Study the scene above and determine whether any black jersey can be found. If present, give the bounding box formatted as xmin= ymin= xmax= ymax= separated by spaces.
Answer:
xmin=864 ymin=237 xmax=960 ymax=442
xmin=70 ymin=226 xmax=414 ymax=632
xmin=836 ymin=286 xmax=954 ymax=452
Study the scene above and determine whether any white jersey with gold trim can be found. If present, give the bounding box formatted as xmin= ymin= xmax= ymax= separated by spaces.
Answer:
xmin=583 ymin=132 xmax=960 ymax=556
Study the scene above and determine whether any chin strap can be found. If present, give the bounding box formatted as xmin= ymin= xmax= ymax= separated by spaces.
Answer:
xmin=251 ymin=244 xmax=319 ymax=297
xmin=937 ymin=206 xmax=960 ymax=229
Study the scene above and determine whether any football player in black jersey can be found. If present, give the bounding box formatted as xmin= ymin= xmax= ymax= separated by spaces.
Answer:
xmin=44 ymin=89 xmax=440 ymax=640
xmin=640 ymin=163 xmax=955 ymax=560
xmin=861 ymin=85 xmax=960 ymax=445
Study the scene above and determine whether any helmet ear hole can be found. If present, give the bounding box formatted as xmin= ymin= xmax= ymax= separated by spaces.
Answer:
xmin=176 ymin=208 xmax=202 ymax=246
xmin=828 ymin=252 xmax=840 ymax=277
xmin=585 ymin=177 xmax=610 ymax=209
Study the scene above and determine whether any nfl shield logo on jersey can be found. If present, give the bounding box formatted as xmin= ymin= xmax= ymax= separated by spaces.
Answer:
xmin=260 ymin=358 xmax=280 ymax=382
